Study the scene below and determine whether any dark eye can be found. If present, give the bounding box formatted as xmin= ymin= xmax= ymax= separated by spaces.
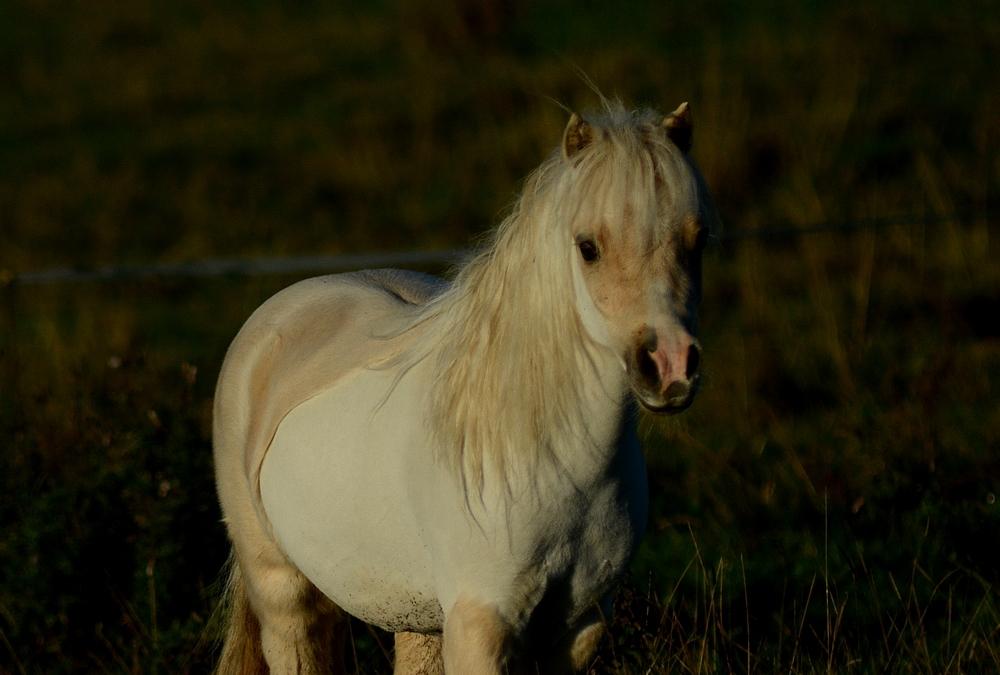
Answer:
xmin=577 ymin=239 xmax=600 ymax=263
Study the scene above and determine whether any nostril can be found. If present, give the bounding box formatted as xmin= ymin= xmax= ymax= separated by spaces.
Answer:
xmin=637 ymin=347 xmax=659 ymax=384
xmin=686 ymin=344 xmax=701 ymax=379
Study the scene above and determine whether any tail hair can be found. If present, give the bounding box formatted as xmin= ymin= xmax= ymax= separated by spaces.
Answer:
xmin=215 ymin=550 xmax=267 ymax=675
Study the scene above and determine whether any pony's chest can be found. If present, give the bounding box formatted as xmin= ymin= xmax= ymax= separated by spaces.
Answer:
xmin=500 ymin=442 xmax=649 ymax=633
xmin=547 ymin=483 xmax=644 ymax=609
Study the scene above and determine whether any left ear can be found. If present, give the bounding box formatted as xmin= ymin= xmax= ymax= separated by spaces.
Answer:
xmin=662 ymin=102 xmax=693 ymax=153
xmin=563 ymin=113 xmax=597 ymax=160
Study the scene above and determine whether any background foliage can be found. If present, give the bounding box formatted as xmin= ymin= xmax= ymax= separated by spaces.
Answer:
xmin=1 ymin=0 xmax=997 ymax=672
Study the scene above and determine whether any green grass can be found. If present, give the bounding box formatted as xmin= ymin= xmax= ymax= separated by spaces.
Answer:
xmin=1 ymin=0 xmax=998 ymax=672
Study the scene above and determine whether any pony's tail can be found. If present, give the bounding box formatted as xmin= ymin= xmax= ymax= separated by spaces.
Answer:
xmin=215 ymin=550 xmax=267 ymax=675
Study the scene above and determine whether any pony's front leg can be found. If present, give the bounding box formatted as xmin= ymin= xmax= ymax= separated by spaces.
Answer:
xmin=441 ymin=596 xmax=510 ymax=675
xmin=532 ymin=603 xmax=608 ymax=673
xmin=562 ymin=616 xmax=605 ymax=672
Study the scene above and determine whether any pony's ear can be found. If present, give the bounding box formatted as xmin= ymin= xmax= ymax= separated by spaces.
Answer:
xmin=662 ymin=102 xmax=693 ymax=153
xmin=563 ymin=113 xmax=595 ymax=160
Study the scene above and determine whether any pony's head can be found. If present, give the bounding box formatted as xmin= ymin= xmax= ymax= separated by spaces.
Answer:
xmin=558 ymin=102 xmax=716 ymax=414
xmin=418 ymin=101 xmax=717 ymax=491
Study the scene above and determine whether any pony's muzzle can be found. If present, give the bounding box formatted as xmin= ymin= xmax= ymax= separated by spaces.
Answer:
xmin=647 ymin=339 xmax=700 ymax=389
xmin=633 ymin=333 xmax=701 ymax=413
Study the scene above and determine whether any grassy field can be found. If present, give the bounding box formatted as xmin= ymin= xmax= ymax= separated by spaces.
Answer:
xmin=2 ymin=1 xmax=998 ymax=672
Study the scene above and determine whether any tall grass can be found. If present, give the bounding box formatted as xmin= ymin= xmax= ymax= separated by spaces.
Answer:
xmin=602 ymin=516 xmax=1000 ymax=673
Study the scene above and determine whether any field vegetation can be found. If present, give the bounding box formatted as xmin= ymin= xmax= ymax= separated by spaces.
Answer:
xmin=1 ymin=1 xmax=998 ymax=672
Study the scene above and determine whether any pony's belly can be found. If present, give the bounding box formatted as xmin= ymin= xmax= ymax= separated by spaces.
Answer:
xmin=311 ymin=565 xmax=443 ymax=633
xmin=260 ymin=369 xmax=444 ymax=632
xmin=320 ymin=574 xmax=444 ymax=633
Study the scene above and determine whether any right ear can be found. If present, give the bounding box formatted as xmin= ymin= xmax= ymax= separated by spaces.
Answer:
xmin=661 ymin=102 xmax=693 ymax=153
xmin=562 ymin=113 xmax=595 ymax=160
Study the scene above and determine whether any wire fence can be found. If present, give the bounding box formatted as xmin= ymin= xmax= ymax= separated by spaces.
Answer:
xmin=5 ymin=210 xmax=993 ymax=287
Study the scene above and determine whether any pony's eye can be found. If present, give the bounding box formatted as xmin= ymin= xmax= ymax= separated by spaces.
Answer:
xmin=577 ymin=239 xmax=600 ymax=263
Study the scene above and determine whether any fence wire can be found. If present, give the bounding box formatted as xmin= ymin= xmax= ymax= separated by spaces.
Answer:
xmin=5 ymin=210 xmax=993 ymax=287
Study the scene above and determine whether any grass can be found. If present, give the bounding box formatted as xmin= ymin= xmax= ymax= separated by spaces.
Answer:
xmin=1 ymin=0 xmax=998 ymax=672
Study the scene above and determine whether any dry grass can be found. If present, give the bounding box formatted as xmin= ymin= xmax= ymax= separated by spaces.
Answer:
xmin=597 ymin=523 xmax=1000 ymax=674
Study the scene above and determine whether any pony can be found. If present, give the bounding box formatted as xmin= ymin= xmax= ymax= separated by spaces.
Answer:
xmin=213 ymin=99 xmax=715 ymax=674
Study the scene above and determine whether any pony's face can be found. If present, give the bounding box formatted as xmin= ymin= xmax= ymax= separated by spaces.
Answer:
xmin=564 ymin=105 xmax=709 ymax=414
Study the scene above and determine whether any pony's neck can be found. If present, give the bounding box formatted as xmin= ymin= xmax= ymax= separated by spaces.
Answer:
xmin=425 ymin=197 xmax=631 ymax=494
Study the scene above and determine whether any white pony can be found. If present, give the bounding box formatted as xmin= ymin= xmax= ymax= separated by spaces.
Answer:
xmin=213 ymin=100 xmax=714 ymax=674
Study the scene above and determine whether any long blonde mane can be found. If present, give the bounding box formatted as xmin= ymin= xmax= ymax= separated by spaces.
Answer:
xmin=398 ymin=101 xmax=705 ymax=495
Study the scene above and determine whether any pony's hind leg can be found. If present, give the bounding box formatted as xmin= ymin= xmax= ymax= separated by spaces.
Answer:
xmin=217 ymin=459 xmax=345 ymax=673
xmin=215 ymin=391 xmax=346 ymax=672
xmin=238 ymin=540 xmax=345 ymax=674
xmin=394 ymin=632 xmax=443 ymax=675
